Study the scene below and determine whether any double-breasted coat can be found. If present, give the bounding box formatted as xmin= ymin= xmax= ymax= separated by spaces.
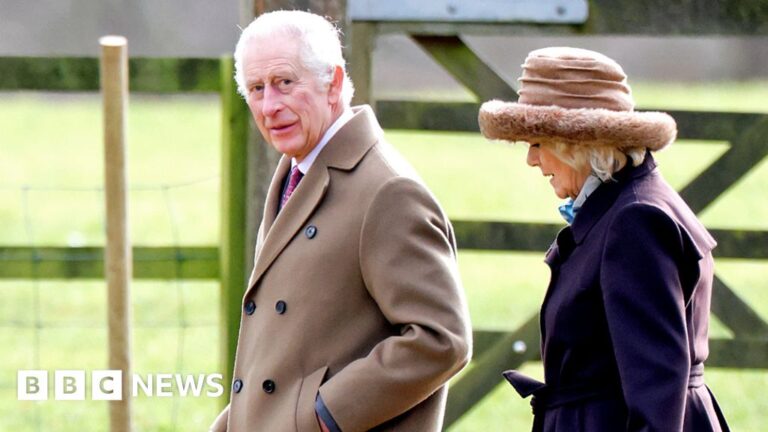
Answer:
xmin=505 ymin=153 xmax=730 ymax=431
xmin=210 ymin=106 xmax=472 ymax=432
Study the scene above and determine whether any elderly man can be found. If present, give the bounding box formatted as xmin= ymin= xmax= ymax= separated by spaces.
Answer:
xmin=210 ymin=10 xmax=472 ymax=432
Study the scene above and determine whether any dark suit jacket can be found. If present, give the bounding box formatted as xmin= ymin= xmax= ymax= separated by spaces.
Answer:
xmin=512 ymin=153 xmax=729 ymax=431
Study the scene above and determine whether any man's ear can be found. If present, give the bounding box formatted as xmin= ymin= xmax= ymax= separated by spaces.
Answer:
xmin=327 ymin=65 xmax=344 ymax=105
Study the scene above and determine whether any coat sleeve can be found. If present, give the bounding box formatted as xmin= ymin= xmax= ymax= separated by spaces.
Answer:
xmin=317 ymin=176 xmax=473 ymax=431
xmin=600 ymin=203 xmax=690 ymax=431
xmin=209 ymin=404 xmax=228 ymax=432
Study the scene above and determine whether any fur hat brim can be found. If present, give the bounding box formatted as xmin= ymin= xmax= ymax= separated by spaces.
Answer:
xmin=478 ymin=100 xmax=677 ymax=151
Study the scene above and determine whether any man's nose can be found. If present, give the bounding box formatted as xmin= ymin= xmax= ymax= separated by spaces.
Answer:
xmin=261 ymin=85 xmax=282 ymax=117
xmin=526 ymin=145 xmax=540 ymax=167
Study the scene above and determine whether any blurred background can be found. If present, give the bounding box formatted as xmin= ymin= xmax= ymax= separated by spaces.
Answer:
xmin=2 ymin=0 xmax=767 ymax=430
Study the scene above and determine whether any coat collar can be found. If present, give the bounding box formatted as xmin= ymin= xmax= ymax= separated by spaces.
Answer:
xmin=316 ymin=105 xmax=382 ymax=170
xmin=245 ymin=105 xmax=382 ymax=293
xmin=569 ymin=151 xmax=657 ymax=245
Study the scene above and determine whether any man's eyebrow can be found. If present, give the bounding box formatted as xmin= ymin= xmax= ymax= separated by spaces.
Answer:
xmin=245 ymin=77 xmax=264 ymax=88
xmin=247 ymin=67 xmax=295 ymax=79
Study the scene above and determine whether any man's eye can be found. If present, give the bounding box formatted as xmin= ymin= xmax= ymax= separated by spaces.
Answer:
xmin=247 ymin=82 xmax=264 ymax=94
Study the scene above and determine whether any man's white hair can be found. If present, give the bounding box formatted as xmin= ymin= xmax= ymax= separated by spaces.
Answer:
xmin=233 ymin=10 xmax=355 ymax=108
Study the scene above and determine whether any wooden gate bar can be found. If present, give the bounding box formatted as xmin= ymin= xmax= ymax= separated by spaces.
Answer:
xmin=349 ymin=0 xmax=588 ymax=24
xmin=452 ymin=221 xmax=559 ymax=251
xmin=708 ymin=339 xmax=768 ymax=369
xmin=411 ymin=35 xmax=518 ymax=102
xmin=2 ymin=226 xmax=763 ymax=280
xmin=450 ymin=221 xmax=768 ymax=259
xmin=470 ymin=329 xmax=509 ymax=359
xmin=377 ymin=100 xmax=479 ymax=131
xmin=445 ymin=314 xmax=541 ymax=427
xmin=711 ymin=275 xmax=768 ymax=338
xmin=0 ymin=57 xmax=220 ymax=92
xmin=708 ymin=229 xmax=768 ymax=259
xmin=676 ymin=115 xmax=768 ymax=214
xmin=0 ymin=246 xmax=218 ymax=279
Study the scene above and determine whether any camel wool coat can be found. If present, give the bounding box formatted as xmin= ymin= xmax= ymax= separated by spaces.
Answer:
xmin=210 ymin=105 xmax=472 ymax=432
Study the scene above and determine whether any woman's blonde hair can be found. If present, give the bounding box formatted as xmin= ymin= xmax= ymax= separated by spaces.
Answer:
xmin=545 ymin=142 xmax=646 ymax=182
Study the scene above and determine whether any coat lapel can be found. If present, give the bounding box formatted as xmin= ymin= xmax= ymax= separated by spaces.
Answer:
xmin=244 ymin=105 xmax=382 ymax=296
xmin=246 ymin=161 xmax=330 ymax=295
xmin=570 ymin=152 xmax=658 ymax=244
xmin=245 ymin=156 xmax=289 ymax=291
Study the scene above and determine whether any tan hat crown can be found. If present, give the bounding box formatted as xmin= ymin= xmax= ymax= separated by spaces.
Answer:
xmin=518 ymin=47 xmax=634 ymax=112
xmin=478 ymin=46 xmax=677 ymax=151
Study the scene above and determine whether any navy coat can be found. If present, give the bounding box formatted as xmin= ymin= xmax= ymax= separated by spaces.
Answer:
xmin=505 ymin=153 xmax=730 ymax=431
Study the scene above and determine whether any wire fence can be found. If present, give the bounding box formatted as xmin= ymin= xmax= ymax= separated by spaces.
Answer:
xmin=1 ymin=176 xmax=222 ymax=431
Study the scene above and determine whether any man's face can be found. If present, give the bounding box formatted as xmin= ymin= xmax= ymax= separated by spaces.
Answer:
xmin=243 ymin=36 xmax=338 ymax=161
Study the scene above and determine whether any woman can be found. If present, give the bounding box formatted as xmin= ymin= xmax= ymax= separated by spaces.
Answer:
xmin=478 ymin=47 xmax=730 ymax=431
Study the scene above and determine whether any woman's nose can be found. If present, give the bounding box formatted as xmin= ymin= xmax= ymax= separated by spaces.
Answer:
xmin=526 ymin=145 xmax=540 ymax=167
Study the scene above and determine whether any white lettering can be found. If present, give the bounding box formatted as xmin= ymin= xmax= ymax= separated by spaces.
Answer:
xmin=155 ymin=374 xmax=173 ymax=397
xmin=18 ymin=370 xmax=48 ymax=401
xmin=54 ymin=370 xmax=85 ymax=400
xmin=93 ymin=370 xmax=122 ymax=401
xmin=132 ymin=374 xmax=153 ymax=397
xmin=206 ymin=374 xmax=224 ymax=397
xmin=20 ymin=370 xmax=227 ymax=400
xmin=175 ymin=374 xmax=205 ymax=397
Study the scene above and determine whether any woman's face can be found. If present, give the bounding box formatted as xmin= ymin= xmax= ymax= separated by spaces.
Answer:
xmin=526 ymin=143 xmax=590 ymax=200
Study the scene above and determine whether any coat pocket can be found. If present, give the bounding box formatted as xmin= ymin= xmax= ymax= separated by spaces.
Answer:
xmin=296 ymin=365 xmax=330 ymax=432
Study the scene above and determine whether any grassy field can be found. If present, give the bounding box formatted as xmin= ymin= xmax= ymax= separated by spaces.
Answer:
xmin=1 ymin=82 xmax=767 ymax=431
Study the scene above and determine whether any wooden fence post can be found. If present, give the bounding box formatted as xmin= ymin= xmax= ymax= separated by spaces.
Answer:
xmin=349 ymin=21 xmax=375 ymax=107
xmin=219 ymin=55 xmax=250 ymax=405
xmin=100 ymin=35 xmax=133 ymax=432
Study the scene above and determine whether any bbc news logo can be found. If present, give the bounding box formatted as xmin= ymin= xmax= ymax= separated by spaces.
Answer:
xmin=18 ymin=370 xmax=224 ymax=401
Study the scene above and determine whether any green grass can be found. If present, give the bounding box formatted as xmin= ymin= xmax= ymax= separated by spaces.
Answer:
xmin=1 ymin=83 xmax=767 ymax=431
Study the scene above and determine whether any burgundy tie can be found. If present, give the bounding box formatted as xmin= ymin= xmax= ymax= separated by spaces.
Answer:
xmin=280 ymin=165 xmax=303 ymax=209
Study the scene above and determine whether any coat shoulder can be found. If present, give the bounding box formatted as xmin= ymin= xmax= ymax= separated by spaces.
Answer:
xmin=351 ymin=139 xmax=441 ymax=209
xmin=608 ymin=172 xmax=716 ymax=257
xmin=359 ymin=139 xmax=426 ymax=186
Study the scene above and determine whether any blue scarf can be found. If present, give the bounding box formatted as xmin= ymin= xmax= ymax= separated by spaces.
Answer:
xmin=559 ymin=198 xmax=576 ymax=224
xmin=558 ymin=175 xmax=604 ymax=224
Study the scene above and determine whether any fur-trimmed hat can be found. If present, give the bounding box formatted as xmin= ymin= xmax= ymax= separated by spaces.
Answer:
xmin=478 ymin=47 xmax=677 ymax=151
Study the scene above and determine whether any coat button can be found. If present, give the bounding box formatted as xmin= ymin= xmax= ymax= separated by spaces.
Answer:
xmin=233 ymin=379 xmax=243 ymax=394
xmin=305 ymin=225 xmax=317 ymax=239
xmin=244 ymin=300 xmax=256 ymax=315
xmin=275 ymin=300 xmax=287 ymax=315
xmin=262 ymin=379 xmax=275 ymax=394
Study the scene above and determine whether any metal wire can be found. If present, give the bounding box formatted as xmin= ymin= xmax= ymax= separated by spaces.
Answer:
xmin=2 ymin=178 xmax=220 ymax=431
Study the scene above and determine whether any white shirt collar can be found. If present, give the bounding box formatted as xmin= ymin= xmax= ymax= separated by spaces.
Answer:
xmin=573 ymin=174 xmax=603 ymax=212
xmin=292 ymin=109 xmax=354 ymax=174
